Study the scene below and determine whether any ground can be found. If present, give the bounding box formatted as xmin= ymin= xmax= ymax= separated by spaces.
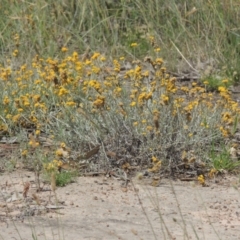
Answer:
xmin=0 ymin=170 xmax=240 ymax=240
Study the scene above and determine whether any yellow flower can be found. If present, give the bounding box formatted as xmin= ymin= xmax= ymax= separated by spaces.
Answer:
xmin=44 ymin=160 xmax=61 ymax=172
xmin=218 ymin=86 xmax=228 ymax=93
xmin=34 ymin=102 xmax=46 ymax=110
xmin=146 ymin=126 xmax=153 ymax=131
xmin=6 ymin=114 xmax=12 ymax=119
xmin=133 ymin=121 xmax=138 ymax=126
xmin=12 ymin=49 xmax=18 ymax=57
xmin=181 ymin=86 xmax=189 ymax=93
xmin=114 ymin=87 xmax=122 ymax=95
xmin=3 ymin=96 xmax=10 ymax=105
xmin=30 ymin=115 xmax=38 ymax=123
xmin=152 ymin=156 xmax=158 ymax=163
xmin=145 ymin=92 xmax=152 ymax=100
xmin=155 ymin=58 xmax=163 ymax=65
xmin=35 ymin=130 xmax=40 ymax=135
xmin=197 ymin=175 xmax=205 ymax=185
xmin=85 ymin=60 xmax=91 ymax=65
xmin=91 ymin=52 xmax=101 ymax=60
xmin=221 ymin=79 xmax=229 ymax=84
xmin=203 ymin=81 xmax=209 ymax=85
xmin=148 ymin=160 xmax=161 ymax=173
xmin=55 ymin=149 xmax=63 ymax=157
xmin=161 ymin=94 xmax=169 ymax=105
xmin=57 ymin=160 xmax=63 ymax=167
xmin=219 ymin=126 xmax=230 ymax=137
xmin=103 ymin=81 xmax=112 ymax=87
xmin=130 ymin=43 xmax=138 ymax=47
xmin=0 ymin=124 xmax=8 ymax=131
xmin=66 ymin=101 xmax=76 ymax=107
xmin=32 ymin=95 xmax=41 ymax=103
xmin=100 ymin=56 xmax=106 ymax=61
xmin=21 ymin=149 xmax=28 ymax=157
xmin=153 ymin=109 xmax=159 ymax=115
xmin=93 ymin=96 xmax=105 ymax=108
xmin=14 ymin=33 xmax=19 ymax=42
xmin=53 ymin=159 xmax=63 ymax=167
xmin=60 ymin=142 xmax=66 ymax=148
xmin=200 ymin=122 xmax=209 ymax=128
xmin=34 ymin=79 xmax=41 ymax=84
xmin=138 ymin=92 xmax=147 ymax=103
xmin=12 ymin=114 xmax=21 ymax=123
xmin=29 ymin=140 xmax=39 ymax=147
xmin=222 ymin=112 xmax=233 ymax=125
xmin=88 ymin=80 xmax=102 ymax=92
xmin=142 ymin=71 xmax=149 ymax=77
xmin=149 ymin=35 xmax=155 ymax=43
xmin=130 ymin=101 xmax=136 ymax=107
xmin=135 ymin=65 xmax=141 ymax=73
xmin=72 ymin=51 xmax=78 ymax=61
xmin=61 ymin=47 xmax=68 ymax=52
xmin=58 ymin=87 xmax=68 ymax=96
xmin=113 ymin=59 xmax=121 ymax=72
xmin=22 ymin=96 xmax=30 ymax=107
xmin=208 ymin=168 xmax=217 ymax=178
xmin=131 ymin=89 xmax=138 ymax=95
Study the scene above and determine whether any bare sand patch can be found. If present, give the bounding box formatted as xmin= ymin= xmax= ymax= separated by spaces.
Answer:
xmin=0 ymin=170 xmax=239 ymax=240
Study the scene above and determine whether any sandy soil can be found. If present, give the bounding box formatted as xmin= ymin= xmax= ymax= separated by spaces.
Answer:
xmin=0 ymin=170 xmax=240 ymax=240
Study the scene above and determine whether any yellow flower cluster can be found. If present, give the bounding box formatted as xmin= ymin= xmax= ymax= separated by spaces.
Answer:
xmin=0 ymin=46 xmax=239 ymax=176
xmin=148 ymin=156 xmax=162 ymax=173
xmin=198 ymin=175 xmax=205 ymax=185
xmin=44 ymin=159 xmax=63 ymax=172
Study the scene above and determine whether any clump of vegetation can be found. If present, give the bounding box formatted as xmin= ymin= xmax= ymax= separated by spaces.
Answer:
xmin=0 ymin=1 xmax=240 ymax=185
xmin=43 ymin=159 xmax=77 ymax=187
xmin=209 ymin=145 xmax=240 ymax=173
xmin=202 ymin=77 xmax=232 ymax=92
xmin=0 ymin=38 xmax=240 ymax=182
